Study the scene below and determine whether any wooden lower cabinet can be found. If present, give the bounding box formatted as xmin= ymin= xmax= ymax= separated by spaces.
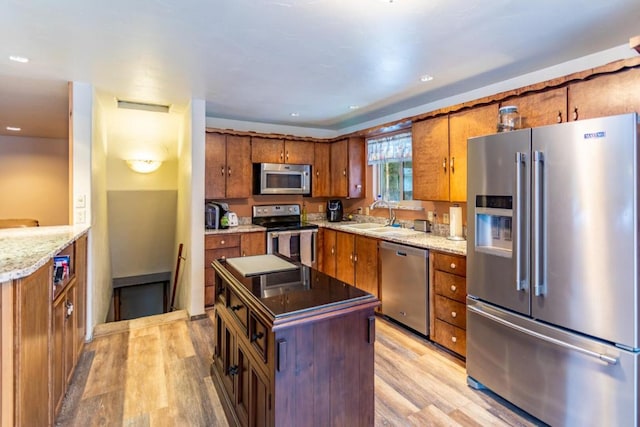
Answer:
xmin=431 ymin=251 xmax=467 ymax=357
xmin=5 ymin=233 xmax=88 ymax=426
xmin=323 ymin=230 xmax=379 ymax=299
xmin=14 ymin=261 xmax=52 ymax=427
xmin=205 ymin=231 xmax=266 ymax=307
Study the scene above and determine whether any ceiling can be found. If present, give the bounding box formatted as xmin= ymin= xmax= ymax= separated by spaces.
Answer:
xmin=1 ymin=0 xmax=639 ymax=140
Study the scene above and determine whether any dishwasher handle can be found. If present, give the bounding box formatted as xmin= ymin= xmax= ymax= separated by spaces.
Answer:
xmin=379 ymin=241 xmax=428 ymax=258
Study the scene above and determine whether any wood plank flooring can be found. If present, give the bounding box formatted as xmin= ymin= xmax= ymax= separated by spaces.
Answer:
xmin=56 ymin=311 xmax=543 ymax=427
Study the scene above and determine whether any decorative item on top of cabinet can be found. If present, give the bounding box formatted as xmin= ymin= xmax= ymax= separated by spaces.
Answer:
xmin=204 ymin=231 xmax=266 ymax=307
xmin=501 ymin=87 xmax=568 ymax=128
xmin=448 ymin=104 xmax=497 ymax=202
xmin=313 ymin=142 xmax=331 ymax=197
xmin=431 ymin=251 xmax=467 ymax=357
xmin=205 ymin=133 xmax=252 ymax=199
xmin=568 ymin=67 xmax=640 ymax=121
xmin=330 ymin=137 xmax=365 ymax=198
xmin=251 ymin=137 xmax=315 ymax=165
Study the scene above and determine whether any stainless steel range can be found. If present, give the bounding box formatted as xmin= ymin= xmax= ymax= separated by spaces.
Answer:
xmin=252 ymin=204 xmax=318 ymax=267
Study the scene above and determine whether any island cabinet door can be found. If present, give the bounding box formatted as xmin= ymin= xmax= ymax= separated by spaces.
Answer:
xmin=214 ymin=311 xmax=236 ymax=400
xmin=272 ymin=308 xmax=375 ymax=426
xmin=236 ymin=339 xmax=271 ymax=427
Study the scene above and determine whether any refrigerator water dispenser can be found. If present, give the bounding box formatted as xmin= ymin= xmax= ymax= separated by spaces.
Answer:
xmin=474 ymin=195 xmax=512 ymax=257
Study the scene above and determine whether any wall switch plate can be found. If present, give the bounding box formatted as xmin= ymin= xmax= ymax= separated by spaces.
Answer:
xmin=365 ymin=207 xmax=370 ymax=215
xmin=443 ymin=213 xmax=450 ymax=224
xmin=427 ymin=211 xmax=434 ymax=221
xmin=75 ymin=195 xmax=86 ymax=208
xmin=75 ymin=209 xmax=86 ymax=224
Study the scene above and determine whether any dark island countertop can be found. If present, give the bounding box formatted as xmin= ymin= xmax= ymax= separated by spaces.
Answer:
xmin=211 ymin=255 xmax=379 ymax=328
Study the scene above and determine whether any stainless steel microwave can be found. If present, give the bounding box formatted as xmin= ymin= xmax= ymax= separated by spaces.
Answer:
xmin=253 ymin=163 xmax=311 ymax=195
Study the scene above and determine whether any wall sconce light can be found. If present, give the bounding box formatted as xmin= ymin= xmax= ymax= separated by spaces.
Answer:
xmin=125 ymin=159 xmax=162 ymax=174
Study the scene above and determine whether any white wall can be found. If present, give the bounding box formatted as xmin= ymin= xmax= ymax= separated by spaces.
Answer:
xmin=0 ymin=135 xmax=69 ymax=225
xmin=173 ymin=99 xmax=205 ymax=317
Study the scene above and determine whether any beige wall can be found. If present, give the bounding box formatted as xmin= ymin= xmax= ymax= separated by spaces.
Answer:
xmin=0 ymin=135 xmax=69 ymax=225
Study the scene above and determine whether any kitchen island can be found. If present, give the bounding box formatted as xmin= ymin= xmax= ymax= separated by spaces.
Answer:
xmin=210 ymin=255 xmax=379 ymax=427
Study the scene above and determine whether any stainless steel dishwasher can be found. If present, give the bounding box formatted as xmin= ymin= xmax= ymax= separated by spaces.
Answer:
xmin=379 ymin=241 xmax=429 ymax=336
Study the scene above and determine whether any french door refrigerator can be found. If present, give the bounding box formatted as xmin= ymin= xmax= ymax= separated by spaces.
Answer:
xmin=466 ymin=113 xmax=640 ymax=426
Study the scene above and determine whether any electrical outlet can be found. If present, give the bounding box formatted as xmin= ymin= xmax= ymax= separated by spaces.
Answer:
xmin=357 ymin=207 xmax=362 ymax=214
xmin=75 ymin=209 xmax=86 ymax=224
xmin=318 ymin=204 xmax=323 ymax=213
xmin=75 ymin=194 xmax=86 ymax=208
xmin=443 ymin=213 xmax=450 ymax=224
xmin=365 ymin=207 xmax=370 ymax=215
xmin=427 ymin=211 xmax=434 ymax=221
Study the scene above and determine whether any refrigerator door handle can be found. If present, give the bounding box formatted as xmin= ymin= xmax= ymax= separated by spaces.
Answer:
xmin=514 ymin=152 xmax=527 ymax=291
xmin=533 ymin=151 xmax=546 ymax=296
xmin=468 ymin=304 xmax=619 ymax=365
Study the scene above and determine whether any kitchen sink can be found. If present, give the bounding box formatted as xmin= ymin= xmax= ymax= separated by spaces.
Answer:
xmin=371 ymin=227 xmax=422 ymax=237
xmin=341 ymin=223 xmax=422 ymax=237
xmin=341 ymin=222 xmax=385 ymax=230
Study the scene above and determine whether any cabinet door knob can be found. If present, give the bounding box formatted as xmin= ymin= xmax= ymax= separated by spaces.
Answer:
xmin=573 ymin=106 xmax=579 ymax=121
xmin=557 ymin=111 xmax=563 ymax=123
xmin=450 ymin=285 xmax=457 ymax=292
xmin=443 ymin=158 xmax=447 ymax=172
xmin=450 ymin=157 xmax=455 ymax=173
xmin=251 ymin=332 xmax=264 ymax=342
xmin=451 ymin=336 xmax=457 ymax=343
xmin=286 ymin=151 xmax=289 ymax=161
xmin=228 ymin=167 xmax=231 ymax=176
xmin=451 ymin=311 xmax=457 ymax=318
xmin=230 ymin=304 xmax=243 ymax=311
xmin=450 ymin=263 xmax=456 ymax=269
xmin=343 ymin=169 xmax=347 ymax=176
xmin=220 ymin=167 xmax=224 ymax=176
xmin=316 ymin=170 xmax=320 ymax=177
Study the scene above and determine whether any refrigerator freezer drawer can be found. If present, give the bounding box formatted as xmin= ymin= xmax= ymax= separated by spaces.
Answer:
xmin=467 ymin=299 xmax=639 ymax=427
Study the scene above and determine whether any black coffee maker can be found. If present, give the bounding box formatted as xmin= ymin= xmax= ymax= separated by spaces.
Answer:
xmin=326 ymin=199 xmax=343 ymax=222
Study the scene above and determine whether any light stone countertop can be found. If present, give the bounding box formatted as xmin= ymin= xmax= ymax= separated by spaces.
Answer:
xmin=313 ymin=220 xmax=467 ymax=256
xmin=0 ymin=225 xmax=90 ymax=282
xmin=205 ymin=224 xmax=266 ymax=235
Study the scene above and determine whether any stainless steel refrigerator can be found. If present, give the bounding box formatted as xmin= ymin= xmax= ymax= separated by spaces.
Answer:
xmin=466 ymin=113 xmax=640 ymax=426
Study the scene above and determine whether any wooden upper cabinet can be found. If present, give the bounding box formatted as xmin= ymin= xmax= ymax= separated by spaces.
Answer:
xmin=503 ymin=87 xmax=567 ymax=127
xmin=412 ymin=116 xmax=450 ymax=201
xmin=251 ymin=137 xmax=283 ymax=163
xmin=251 ymin=138 xmax=314 ymax=164
xmin=206 ymin=133 xmax=252 ymax=199
xmin=330 ymin=137 xmax=365 ymax=198
xmin=449 ymin=104 xmax=497 ymax=202
xmin=568 ymin=68 xmax=640 ymax=121
xmin=313 ymin=143 xmax=331 ymax=197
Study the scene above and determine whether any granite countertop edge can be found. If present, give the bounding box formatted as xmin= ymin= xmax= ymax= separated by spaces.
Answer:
xmin=0 ymin=225 xmax=90 ymax=282
xmin=312 ymin=220 xmax=467 ymax=256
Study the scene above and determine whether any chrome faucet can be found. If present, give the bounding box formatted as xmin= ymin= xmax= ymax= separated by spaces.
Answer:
xmin=369 ymin=199 xmax=396 ymax=226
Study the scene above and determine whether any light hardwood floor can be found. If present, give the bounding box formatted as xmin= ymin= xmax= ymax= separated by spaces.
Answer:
xmin=56 ymin=311 xmax=543 ymax=427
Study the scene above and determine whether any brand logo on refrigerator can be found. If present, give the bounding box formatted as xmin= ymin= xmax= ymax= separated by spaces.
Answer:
xmin=583 ymin=131 xmax=606 ymax=139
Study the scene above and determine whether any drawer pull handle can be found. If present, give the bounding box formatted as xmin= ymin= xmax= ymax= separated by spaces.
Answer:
xmin=251 ymin=332 xmax=264 ymax=342
xmin=450 ymin=263 xmax=456 ymax=269
xmin=451 ymin=311 xmax=457 ymax=318
xmin=230 ymin=304 xmax=243 ymax=311
xmin=450 ymin=285 xmax=457 ymax=292
xmin=451 ymin=336 xmax=457 ymax=343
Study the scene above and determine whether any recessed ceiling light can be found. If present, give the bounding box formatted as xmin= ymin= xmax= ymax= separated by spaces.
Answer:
xmin=9 ymin=55 xmax=29 ymax=63
xmin=349 ymin=105 xmax=360 ymax=110
xmin=290 ymin=112 xmax=300 ymax=117
xmin=420 ymin=74 xmax=434 ymax=82
xmin=6 ymin=126 xmax=21 ymax=131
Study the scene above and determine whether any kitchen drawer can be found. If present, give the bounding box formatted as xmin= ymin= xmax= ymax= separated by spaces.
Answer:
xmin=434 ymin=270 xmax=467 ymax=303
xmin=434 ymin=252 xmax=466 ymax=277
xmin=434 ymin=319 xmax=466 ymax=357
xmin=434 ymin=295 xmax=466 ymax=329
xmin=206 ymin=247 xmax=241 ymax=264
xmin=205 ymin=234 xmax=241 ymax=250
xmin=249 ymin=312 xmax=269 ymax=364
xmin=227 ymin=288 xmax=248 ymax=335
